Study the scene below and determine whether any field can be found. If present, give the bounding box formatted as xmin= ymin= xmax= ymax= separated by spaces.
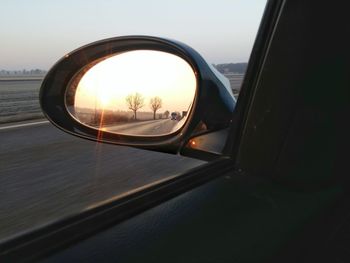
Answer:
xmin=0 ymin=79 xmax=43 ymax=124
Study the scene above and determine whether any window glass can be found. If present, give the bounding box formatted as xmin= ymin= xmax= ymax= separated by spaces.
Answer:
xmin=0 ymin=0 xmax=266 ymax=240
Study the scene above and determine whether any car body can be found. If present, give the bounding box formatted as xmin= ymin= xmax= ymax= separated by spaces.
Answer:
xmin=170 ymin=112 xmax=178 ymax=120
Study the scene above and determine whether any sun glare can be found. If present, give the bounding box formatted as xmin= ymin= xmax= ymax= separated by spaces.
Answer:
xmin=73 ymin=50 xmax=196 ymax=114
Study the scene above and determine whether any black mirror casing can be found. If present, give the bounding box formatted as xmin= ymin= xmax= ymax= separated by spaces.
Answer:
xmin=40 ymin=36 xmax=236 ymax=160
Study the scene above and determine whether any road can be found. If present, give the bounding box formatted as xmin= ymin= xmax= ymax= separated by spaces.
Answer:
xmin=0 ymin=121 xmax=204 ymax=241
xmin=0 ymin=74 xmax=242 ymax=242
xmin=104 ymin=119 xmax=179 ymax=135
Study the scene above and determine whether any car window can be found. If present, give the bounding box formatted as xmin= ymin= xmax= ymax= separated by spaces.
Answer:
xmin=0 ymin=0 xmax=266 ymax=241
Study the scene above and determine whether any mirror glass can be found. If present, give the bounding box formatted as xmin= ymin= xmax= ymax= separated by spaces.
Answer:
xmin=65 ymin=50 xmax=196 ymax=136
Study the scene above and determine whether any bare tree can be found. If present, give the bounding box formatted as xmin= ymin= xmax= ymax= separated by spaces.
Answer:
xmin=150 ymin=96 xmax=162 ymax=120
xmin=126 ymin=92 xmax=144 ymax=120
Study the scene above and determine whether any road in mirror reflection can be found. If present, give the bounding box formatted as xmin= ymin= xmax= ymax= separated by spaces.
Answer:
xmin=66 ymin=50 xmax=197 ymax=136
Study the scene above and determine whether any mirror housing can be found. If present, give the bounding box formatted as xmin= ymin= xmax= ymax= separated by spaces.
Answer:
xmin=40 ymin=36 xmax=236 ymax=160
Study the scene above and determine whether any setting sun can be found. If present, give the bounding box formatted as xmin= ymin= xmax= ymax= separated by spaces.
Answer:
xmin=73 ymin=50 xmax=197 ymax=114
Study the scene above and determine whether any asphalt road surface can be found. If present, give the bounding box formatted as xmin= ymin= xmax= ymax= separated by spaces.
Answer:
xmin=0 ymin=74 xmax=242 ymax=242
xmin=104 ymin=119 xmax=179 ymax=135
xmin=0 ymin=121 xmax=204 ymax=241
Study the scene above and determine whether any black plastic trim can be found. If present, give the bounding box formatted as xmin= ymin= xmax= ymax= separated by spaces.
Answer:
xmin=224 ymin=0 xmax=286 ymax=161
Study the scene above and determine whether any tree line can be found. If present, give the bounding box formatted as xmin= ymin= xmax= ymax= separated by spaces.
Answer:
xmin=0 ymin=69 xmax=47 ymax=76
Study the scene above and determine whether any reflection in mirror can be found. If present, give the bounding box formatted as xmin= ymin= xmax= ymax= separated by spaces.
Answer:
xmin=66 ymin=50 xmax=197 ymax=136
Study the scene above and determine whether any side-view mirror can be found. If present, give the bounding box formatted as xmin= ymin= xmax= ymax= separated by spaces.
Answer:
xmin=40 ymin=36 xmax=236 ymax=160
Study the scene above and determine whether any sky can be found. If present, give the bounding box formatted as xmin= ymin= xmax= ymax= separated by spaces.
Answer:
xmin=74 ymin=50 xmax=196 ymax=113
xmin=0 ymin=0 xmax=266 ymax=70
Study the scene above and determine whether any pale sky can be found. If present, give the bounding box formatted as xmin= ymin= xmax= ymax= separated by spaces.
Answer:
xmin=0 ymin=0 xmax=266 ymax=70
